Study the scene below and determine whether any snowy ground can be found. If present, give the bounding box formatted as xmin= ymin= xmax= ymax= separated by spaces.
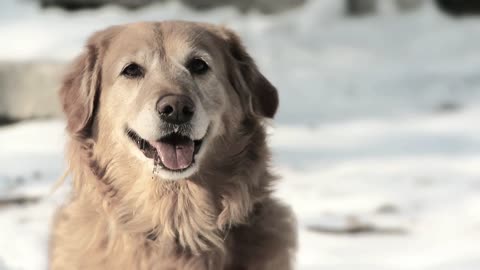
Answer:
xmin=1 ymin=0 xmax=480 ymax=269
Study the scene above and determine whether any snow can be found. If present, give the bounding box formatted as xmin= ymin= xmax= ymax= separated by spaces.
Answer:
xmin=274 ymin=110 xmax=480 ymax=269
xmin=1 ymin=0 xmax=480 ymax=269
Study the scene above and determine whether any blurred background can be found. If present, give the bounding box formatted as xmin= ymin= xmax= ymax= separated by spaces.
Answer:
xmin=0 ymin=0 xmax=480 ymax=269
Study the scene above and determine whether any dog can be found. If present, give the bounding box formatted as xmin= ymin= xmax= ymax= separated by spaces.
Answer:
xmin=50 ymin=21 xmax=296 ymax=270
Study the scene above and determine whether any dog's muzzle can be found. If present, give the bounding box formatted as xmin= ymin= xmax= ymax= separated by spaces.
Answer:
xmin=126 ymin=124 xmax=206 ymax=172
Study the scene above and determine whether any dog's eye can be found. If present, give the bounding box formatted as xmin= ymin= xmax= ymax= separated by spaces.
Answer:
xmin=187 ymin=58 xmax=209 ymax=75
xmin=121 ymin=63 xmax=144 ymax=78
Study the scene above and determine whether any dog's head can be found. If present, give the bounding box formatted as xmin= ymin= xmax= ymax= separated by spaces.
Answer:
xmin=60 ymin=21 xmax=278 ymax=181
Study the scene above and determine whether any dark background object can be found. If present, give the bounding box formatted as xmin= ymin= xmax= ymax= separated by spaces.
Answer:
xmin=41 ymin=0 xmax=156 ymax=10
xmin=435 ymin=0 xmax=480 ymax=16
xmin=346 ymin=0 xmax=377 ymax=16
xmin=40 ymin=0 xmax=305 ymax=13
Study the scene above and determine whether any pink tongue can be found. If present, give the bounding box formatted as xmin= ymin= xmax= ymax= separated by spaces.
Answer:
xmin=151 ymin=140 xmax=194 ymax=170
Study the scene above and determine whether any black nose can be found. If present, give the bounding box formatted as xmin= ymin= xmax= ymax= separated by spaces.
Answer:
xmin=156 ymin=95 xmax=195 ymax=125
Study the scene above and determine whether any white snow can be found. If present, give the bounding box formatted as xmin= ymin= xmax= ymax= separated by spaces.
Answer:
xmin=1 ymin=0 xmax=480 ymax=269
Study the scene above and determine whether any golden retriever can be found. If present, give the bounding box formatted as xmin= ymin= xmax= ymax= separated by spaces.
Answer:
xmin=50 ymin=21 xmax=296 ymax=270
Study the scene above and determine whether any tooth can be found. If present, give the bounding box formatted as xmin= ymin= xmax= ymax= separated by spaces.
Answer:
xmin=174 ymin=126 xmax=179 ymax=133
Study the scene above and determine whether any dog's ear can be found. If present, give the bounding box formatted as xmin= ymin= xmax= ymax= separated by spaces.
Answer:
xmin=59 ymin=26 xmax=119 ymax=137
xmin=221 ymin=28 xmax=279 ymax=118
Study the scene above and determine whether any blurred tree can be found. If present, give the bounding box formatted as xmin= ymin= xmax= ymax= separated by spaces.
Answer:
xmin=181 ymin=0 xmax=304 ymax=13
xmin=41 ymin=0 xmax=156 ymax=10
xmin=346 ymin=0 xmax=377 ymax=16
xmin=435 ymin=0 xmax=480 ymax=16
xmin=40 ymin=0 xmax=304 ymax=13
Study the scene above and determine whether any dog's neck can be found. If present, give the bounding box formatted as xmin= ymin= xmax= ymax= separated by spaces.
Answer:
xmin=67 ymin=124 xmax=273 ymax=255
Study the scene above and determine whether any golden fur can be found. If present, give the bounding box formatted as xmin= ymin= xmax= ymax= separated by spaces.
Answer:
xmin=50 ymin=21 xmax=296 ymax=270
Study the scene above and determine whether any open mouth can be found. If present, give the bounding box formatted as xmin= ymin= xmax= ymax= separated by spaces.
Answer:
xmin=126 ymin=128 xmax=204 ymax=172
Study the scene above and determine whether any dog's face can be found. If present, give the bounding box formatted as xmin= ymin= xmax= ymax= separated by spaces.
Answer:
xmin=60 ymin=21 xmax=278 ymax=181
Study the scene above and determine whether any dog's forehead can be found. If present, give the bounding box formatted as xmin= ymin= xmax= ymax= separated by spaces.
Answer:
xmin=110 ymin=22 xmax=219 ymax=58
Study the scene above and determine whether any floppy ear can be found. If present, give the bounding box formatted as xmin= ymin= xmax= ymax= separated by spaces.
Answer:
xmin=222 ymin=28 xmax=279 ymax=118
xmin=59 ymin=27 xmax=118 ymax=138
xmin=60 ymin=46 xmax=100 ymax=137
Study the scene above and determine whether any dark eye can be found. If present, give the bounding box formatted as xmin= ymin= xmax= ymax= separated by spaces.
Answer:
xmin=187 ymin=58 xmax=209 ymax=75
xmin=121 ymin=63 xmax=144 ymax=78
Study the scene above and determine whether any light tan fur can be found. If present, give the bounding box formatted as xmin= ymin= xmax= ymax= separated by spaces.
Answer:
xmin=50 ymin=21 xmax=296 ymax=270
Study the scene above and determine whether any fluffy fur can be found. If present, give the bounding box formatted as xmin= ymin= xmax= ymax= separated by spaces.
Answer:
xmin=50 ymin=21 xmax=296 ymax=270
